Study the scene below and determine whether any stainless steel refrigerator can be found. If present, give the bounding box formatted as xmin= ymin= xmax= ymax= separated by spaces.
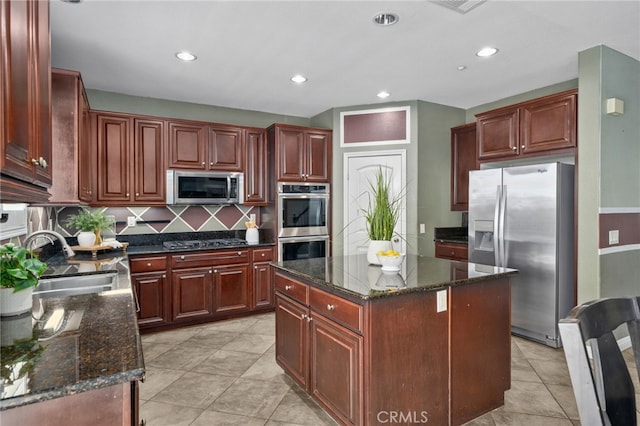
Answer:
xmin=468 ymin=162 xmax=574 ymax=348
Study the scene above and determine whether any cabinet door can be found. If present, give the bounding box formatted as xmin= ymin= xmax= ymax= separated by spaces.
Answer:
xmin=253 ymin=261 xmax=274 ymax=309
xmin=212 ymin=264 xmax=250 ymax=315
xmin=244 ymin=129 xmax=267 ymax=205
xmin=95 ymin=113 xmax=131 ymax=202
xmin=520 ymin=91 xmax=576 ymax=154
xmin=172 ymin=267 xmax=213 ymax=321
xmin=309 ymin=313 xmax=362 ymax=426
xmin=132 ymin=271 xmax=169 ymax=328
xmin=435 ymin=241 xmax=468 ymax=261
xmin=168 ymin=121 xmax=207 ymax=169
xmin=277 ymin=127 xmax=305 ymax=181
xmin=477 ymin=108 xmax=519 ymax=160
xmin=208 ymin=126 xmax=243 ymax=171
xmin=275 ymin=294 xmax=308 ymax=388
xmin=450 ymin=123 xmax=478 ymax=211
xmin=305 ymin=131 xmax=331 ymax=182
xmin=133 ymin=119 xmax=165 ymax=203
xmin=79 ymin=89 xmax=93 ymax=202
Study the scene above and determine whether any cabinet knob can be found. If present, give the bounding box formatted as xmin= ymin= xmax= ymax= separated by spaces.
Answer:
xmin=162 ymin=274 xmax=166 ymax=278
xmin=180 ymin=255 xmax=185 ymax=260
xmin=237 ymin=251 xmax=242 ymax=256
xmin=512 ymin=146 xmax=517 ymax=151
xmin=32 ymin=157 xmax=48 ymax=168
xmin=301 ymin=313 xmax=307 ymax=320
xmin=261 ymin=253 xmax=265 ymax=257
xmin=136 ymin=192 xmax=140 ymax=196
xmin=210 ymin=162 xmax=213 ymax=166
xmin=209 ymin=269 xmax=213 ymax=274
xmin=521 ymin=145 xmax=525 ymax=149
xmin=213 ymin=269 xmax=218 ymax=273
xmin=285 ymin=285 xmax=293 ymax=290
xmin=327 ymin=304 xmax=335 ymax=311
xmin=451 ymin=251 xmax=455 ymax=255
xmin=147 ymin=262 xmax=152 ymax=267
xmin=201 ymin=162 xmax=205 ymax=166
xmin=254 ymin=266 xmax=258 ymax=269
xmin=126 ymin=193 xmax=130 ymax=197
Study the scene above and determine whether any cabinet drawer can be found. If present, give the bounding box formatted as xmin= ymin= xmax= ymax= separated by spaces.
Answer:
xmin=310 ymin=287 xmax=363 ymax=333
xmin=275 ymin=273 xmax=308 ymax=305
xmin=171 ymin=249 xmax=249 ymax=269
xmin=252 ymin=247 xmax=274 ymax=262
xmin=130 ymin=256 xmax=167 ymax=273
xmin=435 ymin=242 xmax=468 ymax=261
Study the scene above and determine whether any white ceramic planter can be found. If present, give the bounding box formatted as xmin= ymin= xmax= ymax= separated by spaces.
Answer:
xmin=1 ymin=311 xmax=33 ymax=345
xmin=246 ymin=227 xmax=259 ymax=245
xmin=77 ymin=231 xmax=96 ymax=247
xmin=367 ymin=240 xmax=393 ymax=265
xmin=0 ymin=287 xmax=33 ymax=317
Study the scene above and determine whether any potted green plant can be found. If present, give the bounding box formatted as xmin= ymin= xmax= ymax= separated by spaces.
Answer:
xmin=361 ymin=167 xmax=403 ymax=265
xmin=0 ymin=243 xmax=47 ymax=316
xmin=65 ymin=208 xmax=114 ymax=246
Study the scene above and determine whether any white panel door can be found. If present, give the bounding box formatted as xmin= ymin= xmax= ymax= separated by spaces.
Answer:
xmin=343 ymin=150 xmax=406 ymax=255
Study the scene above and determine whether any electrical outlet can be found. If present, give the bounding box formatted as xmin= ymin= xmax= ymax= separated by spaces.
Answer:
xmin=127 ymin=216 xmax=137 ymax=227
xmin=250 ymin=214 xmax=256 ymax=223
xmin=419 ymin=223 xmax=426 ymax=234
xmin=437 ymin=290 xmax=447 ymax=312
xmin=609 ymin=229 xmax=619 ymax=245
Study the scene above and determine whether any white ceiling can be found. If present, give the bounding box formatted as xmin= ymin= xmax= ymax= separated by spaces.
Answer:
xmin=50 ymin=0 xmax=640 ymax=118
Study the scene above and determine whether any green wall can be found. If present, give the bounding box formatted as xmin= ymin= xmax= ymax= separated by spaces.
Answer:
xmin=578 ymin=46 xmax=640 ymax=303
xmin=86 ymin=89 xmax=311 ymax=128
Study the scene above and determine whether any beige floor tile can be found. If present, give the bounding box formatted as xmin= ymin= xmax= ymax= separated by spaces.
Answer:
xmin=139 ymin=366 xmax=186 ymax=401
xmin=181 ymin=328 xmax=238 ymax=349
xmin=210 ymin=377 xmax=291 ymax=418
xmin=141 ymin=326 xmax=203 ymax=345
xmin=200 ymin=315 xmax=259 ymax=332
xmin=491 ymin=411 xmax=574 ymax=425
xmin=528 ymin=358 xmax=572 ymax=386
xmin=245 ymin=316 xmax=276 ymax=336
xmin=221 ymin=332 xmax=275 ymax=354
xmin=513 ymin=337 xmax=566 ymax=362
xmin=151 ymin=371 xmax=236 ymax=409
xmin=462 ymin=412 xmax=496 ymax=425
xmin=501 ymin=380 xmax=568 ymax=418
xmin=141 ymin=342 xmax=174 ymax=363
xmin=511 ymin=342 xmax=542 ymax=383
xmin=269 ymin=388 xmax=338 ymax=425
xmin=241 ymin=351 xmax=290 ymax=383
xmin=192 ymin=409 xmax=267 ymax=426
xmin=139 ymin=400 xmax=203 ymax=426
xmin=192 ymin=349 xmax=261 ymax=377
xmin=547 ymin=384 xmax=580 ymax=421
xmin=146 ymin=344 xmax=214 ymax=370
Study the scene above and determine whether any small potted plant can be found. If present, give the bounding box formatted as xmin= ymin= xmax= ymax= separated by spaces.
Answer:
xmin=65 ymin=208 xmax=115 ymax=246
xmin=0 ymin=243 xmax=47 ymax=316
xmin=361 ymin=167 xmax=403 ymax=265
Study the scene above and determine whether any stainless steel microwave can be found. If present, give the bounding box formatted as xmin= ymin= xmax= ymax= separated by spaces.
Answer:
xmin=166 ymin=170 xmax=244 ymax=205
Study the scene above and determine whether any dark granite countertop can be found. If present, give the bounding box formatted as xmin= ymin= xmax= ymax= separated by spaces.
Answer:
xmin=434 ymin=226 xmax=468 ymax=244
xmin=0 ymin=251 xmax=141 ymax=411
xmin=271 ymin=255 xmax=517 ymax=301
xmin=126 ymin=241 xmax=274 ymax=256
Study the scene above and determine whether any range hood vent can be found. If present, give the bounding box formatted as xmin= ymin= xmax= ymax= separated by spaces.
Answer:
xmin=432 ymin=0 xmax=487 ymax=14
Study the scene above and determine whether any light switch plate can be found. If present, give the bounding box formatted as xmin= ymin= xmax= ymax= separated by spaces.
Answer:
xmin=609 ymin=229 xmax=619 ymax=245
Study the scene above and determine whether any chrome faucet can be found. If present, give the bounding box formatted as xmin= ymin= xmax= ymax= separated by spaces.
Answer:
xmin=24 ymin=230 xmax=75 ymax=258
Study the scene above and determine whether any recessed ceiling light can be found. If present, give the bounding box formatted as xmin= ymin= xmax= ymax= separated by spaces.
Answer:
xmin=175 ymin=51 xmax=197 ymax=62
xmin=373 ymin=13 xmax=399 ymax=26
xmin=377 ymin=91 xmax=391 ymax=99
xmin=457 ymin=65 xmax=467 ymax=71
xmin=291 ymin=75 xmax=308 ymax=84
xmin=60 ymin=0 xmax=82 ymax=3
xmin=476 ymin=47 xmax=498 ymax=57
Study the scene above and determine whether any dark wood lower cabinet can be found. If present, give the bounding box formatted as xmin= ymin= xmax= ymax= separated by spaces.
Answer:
xmin=274 ymin=270 xmax=511 ymax=426
xmin=131 ymin=246 xmax=275 ymax=333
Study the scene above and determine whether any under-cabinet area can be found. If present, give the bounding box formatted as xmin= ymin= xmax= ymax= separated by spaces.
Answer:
xmin=130 ymin=245 xmax=275 ymax=332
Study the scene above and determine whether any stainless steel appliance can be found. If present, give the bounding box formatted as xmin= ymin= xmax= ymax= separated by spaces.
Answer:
xmin=166 ymin=170 xmax=244 ymax=205
xmin=468 ymin=162 xmax=574 ymax=347
xmin=278 ymin=235 xmax=329 ymax=261
xmin=277 ymin=183 xmax=329 ymax=238
xmin=277 ymin=182 xmax=330 ymax=261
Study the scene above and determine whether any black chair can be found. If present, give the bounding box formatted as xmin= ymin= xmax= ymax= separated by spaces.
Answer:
xmin=559 ymin=296 xmax=640 ymax=426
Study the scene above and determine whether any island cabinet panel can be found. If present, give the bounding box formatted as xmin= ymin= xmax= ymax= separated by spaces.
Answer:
xmin=365 ymin=292 xmax=449 ymax=425
xmin=276 ymin=294 xmax=309 ymax=388
xmin=131 ymin=256 xmax=170 ymax=328
xmin=310 ymin=313 xmax=363 ymax=426
xmin=450 ymin=278 xmax=511 ymax=425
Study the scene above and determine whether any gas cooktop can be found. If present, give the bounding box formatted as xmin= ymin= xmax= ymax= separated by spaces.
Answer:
xmin=162 ymin=238 xmax=247 ymax=251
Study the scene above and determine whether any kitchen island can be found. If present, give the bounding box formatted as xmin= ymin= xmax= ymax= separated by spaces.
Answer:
xmin=272 ymin=255 xmax=517 ymax=426
xmin=0 ymin=254 xmax=144 ymax=426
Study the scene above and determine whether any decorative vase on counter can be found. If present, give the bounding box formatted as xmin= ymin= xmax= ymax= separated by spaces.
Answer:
xmin=367 ymin=240 xmax=393 ymax=265
xmin=77 ymin=231 xmax=96 ymax=247
xmin=0 ymin=287 xmax=33 ymax=317
xmin=246 ymin=227 xmax=259 ymax=245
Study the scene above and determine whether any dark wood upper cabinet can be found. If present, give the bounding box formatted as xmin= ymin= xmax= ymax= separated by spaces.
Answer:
xmin=0 ymin=0 xmax=52 ymax=203
xmin=269 ymin=124 xmax=332 ymax=183
xmin=93 ymin=112 xmax=165 ymax=205
xmin=167 ymin=120 xmax=208 ymax=169
xmin=450 ymin=123 xmax=478 ymax=211
xmin=49 ymin=69 xmax=92 ymax=204
xmin=244 ymin=128 xmax=268 ymax=205
xmin=476 ymin=89 xmax=577 ymax=161
xmin=208 ymin=126 xmax=243 ymax=171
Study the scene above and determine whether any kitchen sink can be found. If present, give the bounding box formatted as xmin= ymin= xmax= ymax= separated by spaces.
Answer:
xmin=33 ymin=273 xmax=118 ymax=298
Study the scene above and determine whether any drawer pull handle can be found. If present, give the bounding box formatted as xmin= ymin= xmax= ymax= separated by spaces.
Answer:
xmin=327 ymin=304 xmax=335 ymax=311
xmin=285 ymin=285 xmax=293 ymax=290
xmin=147 ymin=262 xmax=152 ymax=267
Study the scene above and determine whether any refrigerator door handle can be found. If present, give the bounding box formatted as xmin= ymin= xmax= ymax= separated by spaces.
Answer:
xmin=499 ymin=185 xmax=507 ymax=267
xmin=493 ymin=185 xmax=501 ymax=266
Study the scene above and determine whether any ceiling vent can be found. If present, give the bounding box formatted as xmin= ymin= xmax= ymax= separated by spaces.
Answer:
xmin=432 ymin=0 xmax=487 ymax=14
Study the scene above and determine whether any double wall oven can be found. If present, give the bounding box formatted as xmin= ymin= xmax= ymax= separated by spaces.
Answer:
xmin=277 ymin=182 xmax=330 ymax=261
